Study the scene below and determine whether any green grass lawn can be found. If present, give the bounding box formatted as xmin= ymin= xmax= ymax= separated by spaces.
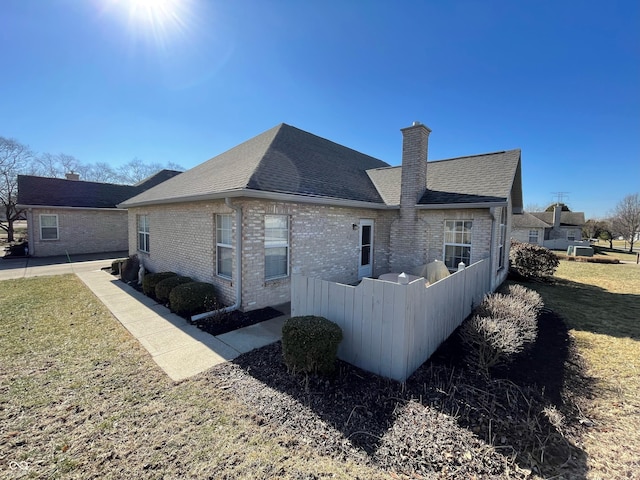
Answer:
xmin=0 ymin=275 xmax=386 ymax=479
xmin=528 ymin=260 xmax=640 ymax=478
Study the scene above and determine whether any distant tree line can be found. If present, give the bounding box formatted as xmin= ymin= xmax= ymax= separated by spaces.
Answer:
xmin=1 ymin=135 xmax=183 ymax=242
xmin=582 ymin=194 xmax=639 ymax=253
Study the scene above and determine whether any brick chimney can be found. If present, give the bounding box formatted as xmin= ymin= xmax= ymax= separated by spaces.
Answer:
xmin=65 ymin=172 xmax=80 ymax=181
xmin=390 ymin=121 xmax=431 ymax=272
xmin=399 ymin=121 xmax=431 ymax=212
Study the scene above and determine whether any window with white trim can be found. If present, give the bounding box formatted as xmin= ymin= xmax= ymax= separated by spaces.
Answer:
xmin=265 ymin=215 xmax=289 ymax=279
xmin=567 ymin=230 xmax=576 ymax=241
xmin=498 ymin=208 xmax=507 ymax=269
xmin=40 ymin=214 xmax=59 ymax=240
xmin=444 ymin=220 xmax=472 ymax=269
xmin=137 ymin=215 xmax=150 ymax=252
xmin=216 ymin=214 xmax=233 ymax=278
xmin=528 ymin=229 xmax=539 ymax=244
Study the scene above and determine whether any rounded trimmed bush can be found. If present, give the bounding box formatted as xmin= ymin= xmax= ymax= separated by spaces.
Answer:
xmin=282 ymin=316 xmax=343 ymax=375
xmin=503 ymin=284 xmax=544 ymax=316
xmin=155 ymin=275 xmax=193 ymax=304
xmin=169 ymin=281 xmax=218 ymax=317
xmin=142 ymin=272 xmax=177 ymax=297
xmin=509 ymin=240 xmax=559 ymax=280
xmin=121 ymin=255 xmax=140 ymax=282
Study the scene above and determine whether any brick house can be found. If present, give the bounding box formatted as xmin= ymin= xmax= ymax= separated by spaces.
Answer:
xmin=17 ymin=170 xmax=180 ymax=257
xmin=512 ymin=205 xmax=585 ymax=250
xmin=120 ymin=123 xmax=523 ymax=312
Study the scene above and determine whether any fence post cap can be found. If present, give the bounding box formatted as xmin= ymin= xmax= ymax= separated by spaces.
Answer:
xmin=398 ymin=272 xmax=409 ymax=285
xmin=457 ymin=262 xmax=466 ymax=271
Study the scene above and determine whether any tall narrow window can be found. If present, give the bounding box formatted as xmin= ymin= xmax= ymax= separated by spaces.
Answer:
xmin=528 ymin=229 xmax=539 ymax=244
xmin=498 ymin=208 xmax=507 ymax=269
xmin=444 ymin=220 xmax=472 ymax=269
xmin=216 ymin=214 xmax=233 ymax=278
xmin=40 ymin=214 xmax=59 ymax=240
xmin=265 ymin=215 xmax=289 ymax=279
xmin=137 ymin=215 xmax=149 ymax=252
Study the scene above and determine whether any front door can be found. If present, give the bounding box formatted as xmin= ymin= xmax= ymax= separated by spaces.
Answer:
xmin=358 ymin=219 xmax=374 ymax=279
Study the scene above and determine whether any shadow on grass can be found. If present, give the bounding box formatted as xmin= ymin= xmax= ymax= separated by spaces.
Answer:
xmin=227 ymin=309 xmax=591 ymax=478
xmin=530 ymin=276 xmax=640 ymax=340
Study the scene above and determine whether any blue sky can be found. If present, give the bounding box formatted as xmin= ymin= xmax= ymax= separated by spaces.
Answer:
xmin=1 ymin=0 xmax=638 ymax=219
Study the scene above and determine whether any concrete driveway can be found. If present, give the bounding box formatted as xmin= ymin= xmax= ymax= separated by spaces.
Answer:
xmin=0 ymin=251 xmax=128 ymax=281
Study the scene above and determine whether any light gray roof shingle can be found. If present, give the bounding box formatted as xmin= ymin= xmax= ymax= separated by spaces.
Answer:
xmin=530 ymin=211 xmax=585 ymax=226
xmin=512 ymin=212 xmax=550 ymax=229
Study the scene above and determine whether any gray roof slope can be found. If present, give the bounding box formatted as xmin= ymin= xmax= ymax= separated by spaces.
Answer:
xmin=530 ymin=211 xmax=585 ymax=226
xmin=512 ymin=212 xmax=550 ymax=229
xmin=121 ymin=124 xmax=390 ymax=207
xmin=17 ymin=169 xmax=181 ymax=209
xmin=367 ymin=149 xmax=522 ymax=207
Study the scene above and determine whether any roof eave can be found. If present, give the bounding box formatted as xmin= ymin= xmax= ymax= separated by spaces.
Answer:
xmin=415 ymin=200 xmax=508 ymax=210
xmin=119 ymin=189 xmax=394 ymax=210
xmin=18 ymin=204 xmax=124 ymax=211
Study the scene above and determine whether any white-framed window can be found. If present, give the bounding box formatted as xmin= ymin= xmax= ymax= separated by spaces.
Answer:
xmin=40 ymin=214 xmax=59 ymax=240
xmin=137 ymin=215 xmax=150 ymax=253
xmin=498 ymin=208 xmax=507 ymax=269
xmin=216 ymin=214 xmax=233 ymax=278
xmin=528 ymin=229 xmax=539 ymax=244
xmin=265 ymin=215 xmax=289 ymax=280
xmin=444 ymin=220 xmax=472 ymax=270
xmin=567 ymin=230 xmax=576 ymax=241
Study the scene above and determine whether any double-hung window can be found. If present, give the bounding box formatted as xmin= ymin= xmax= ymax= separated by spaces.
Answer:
xmin=528 ymin=229 xmax=539 ymax=244
xmin=444 ymin=220 xmax=472 ymax=269
xmin=216 ymin=214 xmax=233 ymax=278
xmin=40 ymin=214 xmax=59 ymax=240
xmin=137 ymin=215 xmax=150 ymax=252
xmin=265 ymin=215 xmax=289 ymax=279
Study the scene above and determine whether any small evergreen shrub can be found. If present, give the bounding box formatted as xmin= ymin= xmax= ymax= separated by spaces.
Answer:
xmin=120 ymin=255 xmax=140 ymax=282
xmin=169 ymin=282 xmax=218 ymax=317
xmin=509 ymin=240 xmax=559 ymax=280
xmin=111 ymin=259 xmax=126 ymax=276
xmin=155 ymin=275 xmax=193 ymax=304
xmin=142 ymin=272 xmax=177 ymax=297
xmin=282 ymin=316 xmax=343 ymax=375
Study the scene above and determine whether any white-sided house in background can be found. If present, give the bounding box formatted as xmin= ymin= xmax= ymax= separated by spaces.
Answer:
xmin=17 ymin=170 xmax=181 ymax=257
xmin=119 ymin=122 xmax=523 ymax=312
xmin=512 ymin=204 xmax=586 ymax=250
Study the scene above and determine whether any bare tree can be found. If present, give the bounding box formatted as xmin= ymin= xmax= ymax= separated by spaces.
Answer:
xmin=611 ymin=193 xmax=640 ymax=253
xmin=0 ymin=136 xmax=33 ymax=242
xmin=117 ymin=158 xmax=165 ymax=184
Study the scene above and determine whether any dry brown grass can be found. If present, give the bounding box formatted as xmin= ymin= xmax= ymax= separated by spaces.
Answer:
xmin=0 ymin=275 xmax=388 ymax=479
xmin=529 ymin=260 xmax=640 ymax=479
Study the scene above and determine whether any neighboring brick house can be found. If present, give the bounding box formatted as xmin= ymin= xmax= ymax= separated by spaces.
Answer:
xmin=512 ymin=205 xmax=586 ymax=250
xmin=120 ymin=123 xmax=523 ymax=312
xmin=17 ymin=170 xmax=180 ymax=257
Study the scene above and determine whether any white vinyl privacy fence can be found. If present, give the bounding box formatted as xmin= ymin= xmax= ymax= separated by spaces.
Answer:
xmin=291 ymin=258 xmax=492 ymax=382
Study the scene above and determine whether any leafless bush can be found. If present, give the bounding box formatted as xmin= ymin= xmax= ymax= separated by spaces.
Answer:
xmin=461 ymin=292 xmax=539 ymax=374
xmin=503 ymin=284 xmax=544 ymax=316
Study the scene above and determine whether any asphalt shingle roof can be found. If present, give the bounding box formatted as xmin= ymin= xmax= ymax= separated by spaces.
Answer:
xmin=512 ymin=212 xmax=550 ymax=229
xmin=17 ymin=170 xmax=181 ymax=208
xmin=121 ymin=124 xmax=390 ymax=207
xmin=530 ymin=211 xmax=585 ymax=226
xmin=120 ymin=124 xmax=522 ymax=210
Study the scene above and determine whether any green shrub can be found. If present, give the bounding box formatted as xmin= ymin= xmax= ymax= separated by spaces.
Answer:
xmin=120 ymin=255 xmax=140 ymax=282
xmin=509 ymin=240 xmax=559 ymax=280
xmin=142 ymin=272 xmax=177 ymax=297
xmin=281 ymin=316 xmax=343 ymax=375
xmin=155 ymin=275 xmax=193 ymax=304
xmin=111 ymin=259 xmax=126 ymax=276
xmin=169 ymin=282 xmax=218 ymax=317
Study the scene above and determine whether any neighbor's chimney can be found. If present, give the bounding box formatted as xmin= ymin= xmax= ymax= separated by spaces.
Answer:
xmin=553 ymin=204 xmax=562 ymax=229
xmin=65 ymin=172 xmax=80 ymax=181
xmin=400 ymin=121 xmax=431 ymax=211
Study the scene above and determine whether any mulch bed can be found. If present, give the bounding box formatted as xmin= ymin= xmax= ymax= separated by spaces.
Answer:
xmin=192 ymin=306 xmax=284 ymax=336
xmin=206 ymin=310 xmax=591 ymax=479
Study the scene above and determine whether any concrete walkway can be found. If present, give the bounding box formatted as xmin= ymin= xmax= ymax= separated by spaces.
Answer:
xmin=1 ymin=253 xmax=288 ymax=381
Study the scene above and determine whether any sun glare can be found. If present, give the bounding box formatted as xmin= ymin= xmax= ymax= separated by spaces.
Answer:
xmin=104 ymin=0 xmax=190 ymax=47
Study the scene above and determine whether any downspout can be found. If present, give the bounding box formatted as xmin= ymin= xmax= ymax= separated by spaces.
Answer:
xmin=191 ymin=197 xmax=242 ymax=321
